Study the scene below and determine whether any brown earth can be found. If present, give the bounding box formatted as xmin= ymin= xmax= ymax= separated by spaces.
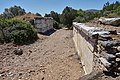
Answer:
xmin=0 ymin=29 xmax=84 ymax=80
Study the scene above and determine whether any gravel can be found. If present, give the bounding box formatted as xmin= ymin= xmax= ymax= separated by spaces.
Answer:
xmin=0 ymin=29 xmax=84 ymax=80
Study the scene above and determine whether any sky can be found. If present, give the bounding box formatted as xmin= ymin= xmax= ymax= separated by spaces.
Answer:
xmin=0 ymin=0 xmax=119 ymax=16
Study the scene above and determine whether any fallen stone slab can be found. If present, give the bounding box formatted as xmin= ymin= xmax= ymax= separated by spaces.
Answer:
xmin=99 ymin=18 xmax=120 ymax=26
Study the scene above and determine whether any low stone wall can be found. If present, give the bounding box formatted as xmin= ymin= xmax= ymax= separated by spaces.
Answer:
xmin=73 ymin=22 xmax=120 ymax=75
xmin=73 ymin=25 xmax=94 ymax=75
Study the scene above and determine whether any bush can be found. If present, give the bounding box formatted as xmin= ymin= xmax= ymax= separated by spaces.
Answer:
xmin=73 ymin=16 xmax=86 ymax=23
xmin=0 ymin=18 xmax=37 ymax=44
xmin=106 ymin=13 xmax=118 ymax=18
xmin=10 ymin=20 xmax=38 ymax=44
xmin=53 ymin=20 xmax=61 ymax=29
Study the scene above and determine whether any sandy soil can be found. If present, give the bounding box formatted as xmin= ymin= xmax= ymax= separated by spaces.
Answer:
xmin=0 ymin=29 xmax=84 ymax=80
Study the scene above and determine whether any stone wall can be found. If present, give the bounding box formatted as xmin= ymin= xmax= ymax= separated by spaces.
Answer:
xmin=73 ymin=22 xmax=120 ymax=75
xmin=73 ymin=26 xmax=94 ymax=75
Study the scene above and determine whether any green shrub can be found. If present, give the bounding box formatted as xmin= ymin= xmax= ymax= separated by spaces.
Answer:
xmin=0 ymin=18 xmax=37 ymax=44
xmin=10 ymin=20 xmax=37 ymax=44
xmin=53 ymin=20 xmax=61 ymax=29
xmin=10 ymin=30 xmax=27 ymax=43
xmin=106 ymin=13 xmax=118 ymax=18
xmin=73 ymin=16 xmax=86 ymax=23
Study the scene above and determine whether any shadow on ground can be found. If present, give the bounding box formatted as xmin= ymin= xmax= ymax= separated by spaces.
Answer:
xmin=39 ymin=29 xmax=57 ymax=36
xmin=79 ymin=70 xmax=120 ymax=80
xmin=103 ymin=71 xmax=119 ymax=78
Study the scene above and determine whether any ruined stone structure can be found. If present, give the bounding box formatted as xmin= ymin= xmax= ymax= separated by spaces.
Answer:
xmin=73 ymin=22 xmax=120 ymax=75
xmin=16 ymin=13 xmax=53 ymax=33
xmin=34 ymin=17 xmax=53 ymax=33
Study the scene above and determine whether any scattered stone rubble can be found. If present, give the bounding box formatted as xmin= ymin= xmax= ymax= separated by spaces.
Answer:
xmin=90 ymin=25 xmax=120 ymax=75
xmin=98 ymin=41 xmax=120 ymax=74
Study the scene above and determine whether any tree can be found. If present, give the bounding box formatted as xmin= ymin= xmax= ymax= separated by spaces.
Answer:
xmin=50 ymin=11 xmax=60 ymax=23
xmin=103 ymin=1 xmax=110 ymax=11
xmin=44 ymin=11 xmax=60 ymax=23
xmin=73 ymin=16 xmax=86 ymax=23
xmin=102 ymin=1 xmax=120 ymax=17
xmin=77 ymin=9 xmax=84 ymax=17
xmin=44 ymin=13 xmax=50 ymax=17
xmin=60 ymin=6 xmax=77 ymax=28
xmin=36 ymin=13 xmax=41 ymax=16
xmin=0 ymin=5 xmax=26 ymax=18
xmin=53 ymin=20 xmax=60 ymax=29
xmin=9 ymin=5 xmax=26 ymax=16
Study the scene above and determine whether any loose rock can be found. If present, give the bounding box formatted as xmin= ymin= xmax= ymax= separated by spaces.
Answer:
xmin=14 ymin=48 xmax=23 ymax=55
xmin=116 ymin=53 xmax=120 ymax=57
xmin=117 ymin=46 xmax=120 ymax=52
xmin=99 ymin=57 xmax=111 ymax=68
xmin=101 ymin=51 xmax=116 ymax=61
xmin=116 ymin=58 xmax=120 ymax=62
xmin=29 ymin=50 xmax=32 ymax=53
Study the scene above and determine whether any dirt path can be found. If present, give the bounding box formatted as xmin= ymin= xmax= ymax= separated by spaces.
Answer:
xmin=0 ymin=29 xmax=84 ymax=80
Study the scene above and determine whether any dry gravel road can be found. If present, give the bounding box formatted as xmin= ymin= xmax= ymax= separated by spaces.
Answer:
xmin=0 ymin=29 xmax=84 ymax=80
